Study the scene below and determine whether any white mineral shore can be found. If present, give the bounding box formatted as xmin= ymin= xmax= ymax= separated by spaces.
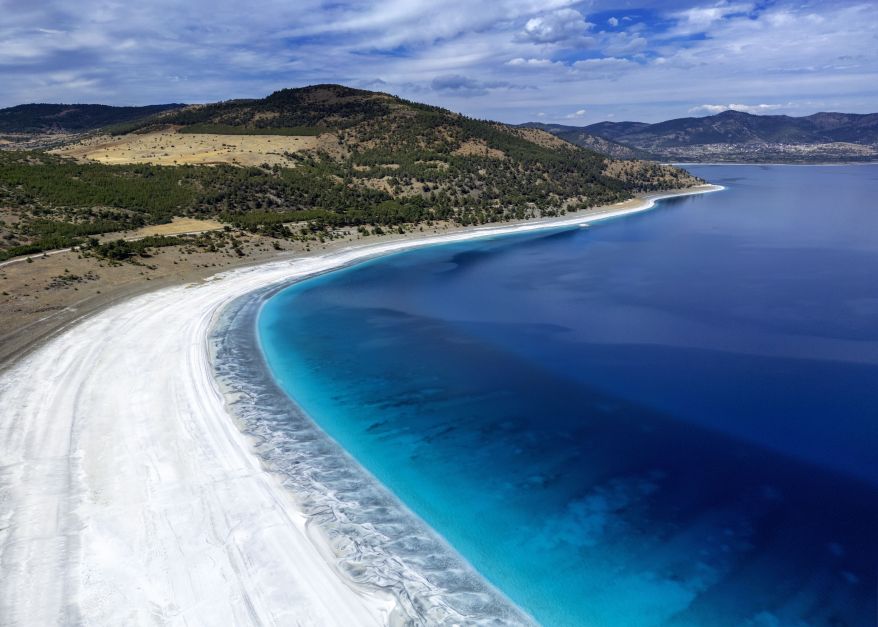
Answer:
xmin=0 ymin=185 xmax=721 ymax=625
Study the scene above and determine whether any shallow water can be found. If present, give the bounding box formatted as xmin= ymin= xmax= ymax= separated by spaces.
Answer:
xmin=258 ymin=165 xmax=878 ymax=626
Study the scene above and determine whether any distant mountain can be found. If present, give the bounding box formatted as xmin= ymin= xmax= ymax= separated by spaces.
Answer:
xmin=578 ymin=121 xmax=650 ymax=143
xmin=588 ymin=110 xmax=878 ymax=146
xmin=580 ymin=110 xmax=878 ymax=162
xmin=0 ymin=103 xmax=186 ymax=134
xmin=519 ymin=122 xmax=651 ymax=159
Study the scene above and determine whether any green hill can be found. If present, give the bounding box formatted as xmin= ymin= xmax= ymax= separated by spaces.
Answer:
xmin=0 ymin=85 xmax=702 ymax=260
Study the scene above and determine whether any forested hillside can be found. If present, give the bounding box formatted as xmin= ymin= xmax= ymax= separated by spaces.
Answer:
xmin=519 ymin=122 xmax=651 ymax=159
xmin=0 ymin=103 xmax=185 ymax=134
xmin=0 ymin=85 xmax=702 ymax=260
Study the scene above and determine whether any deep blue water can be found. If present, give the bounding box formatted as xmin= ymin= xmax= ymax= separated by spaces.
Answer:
xmin=258 ymin=165 xmax=878 ymax=626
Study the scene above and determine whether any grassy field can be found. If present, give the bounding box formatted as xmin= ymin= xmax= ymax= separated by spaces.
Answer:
xmin=54 ymin=129 xmax=323 ymax=167
xmin=122 ymin=217 xmax=225 ymax=238
xmin=178 ymin=124 xmax=322 ymax=136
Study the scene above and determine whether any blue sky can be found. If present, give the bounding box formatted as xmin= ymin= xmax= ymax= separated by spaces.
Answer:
xmin=1 ymin=0 xmax=876 ymax=123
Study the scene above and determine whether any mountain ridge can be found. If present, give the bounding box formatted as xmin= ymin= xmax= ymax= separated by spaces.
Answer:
xmin=0 ymin=103 xmax=186 ymax=134
xmin=5 ymin=96 xmax=876 ymax=162
xmin=518 ymin=122 xmax=652 ymax=160
xmin=591 ymin=110 xmax=878 ymax=146
xmin=541 ymin=110 xmax=878 ymax=162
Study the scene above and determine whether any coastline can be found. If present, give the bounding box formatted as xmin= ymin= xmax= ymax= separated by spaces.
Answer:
xmin=670 ymin=160 xmax=878 ymax=166
xmin=0 ymin=184 xmax=719 ymax=373
xmin=212 ymin=285 xmax=534 ymax=624
xmin=0 ymin=183 xmax=722 ymax=625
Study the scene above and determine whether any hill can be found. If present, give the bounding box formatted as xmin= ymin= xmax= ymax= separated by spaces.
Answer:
xmin=519 ymin=122 xmax=652 ymax=159
xmin=581 ymin=110 xmax=878 ymax=162
xmin=0 ymin=103 xmax=185 ymax=134
xmin=582 ymin=121 xmax=651 ymax=143
xmin=0 ymin=84 xmax=701 ymax=261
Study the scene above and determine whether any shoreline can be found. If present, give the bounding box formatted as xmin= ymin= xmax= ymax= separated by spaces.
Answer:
xmin=0 ymin=183 xmax=720 ymax=373
xmin=212 ymin=285 xmax=534 ymax=624
xmin=670 ymin=160 xmax=878 ymax=167
xmin=0 ymin=183 xmax=722 ymax=624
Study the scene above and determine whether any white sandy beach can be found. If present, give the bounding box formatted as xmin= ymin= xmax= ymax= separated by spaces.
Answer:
xmin=0 ymin=185 xmax=721 ymax=625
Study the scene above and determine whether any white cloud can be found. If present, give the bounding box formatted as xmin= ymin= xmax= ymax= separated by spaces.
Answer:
xmin=608 ymin=17 xmax=619 ymax=27
xmin=571 ymin=57 xmax=634 ymax=78
xmin=564 ymin=108 xmax=586 ymax=119
xmin=601 ymin=33 xmax=647 ymax=56
xmin=430 ymin=74 xmax=532 ymax=97
xmin=280 ymin=0 xmax=577 ymax=49
xmin=669 ymin=1 xmax=756 ymax=36
xmin=689 ymin=103 xmax=787 ymax=115
xmin=0 ymin=0 xmax=876 ymax=125
xmin=506 ymin=57 xmax=562 ymax=68
xmin=520 ymin=8 xmax=593 ymax=44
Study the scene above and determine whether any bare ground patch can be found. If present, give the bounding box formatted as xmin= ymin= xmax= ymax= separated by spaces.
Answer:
xmin=453 ymin=139 xmax=505 ymax=159
xmin=53 ymin=129 xmax=324 ymax=167
xmin=118 ymin=217 xmax=225 ymax=239
xmin=503 ymin=126 xmax=572 ymax=150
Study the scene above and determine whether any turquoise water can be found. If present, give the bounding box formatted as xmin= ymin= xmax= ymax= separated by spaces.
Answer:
xmin=258 ymin=165 xmax=878 ymax=626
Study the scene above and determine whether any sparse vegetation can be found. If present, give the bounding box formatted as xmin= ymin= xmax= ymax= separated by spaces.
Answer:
xmin=178 ymin=124 xmax=322 ymax=136
xmin=48 ymin=269 xmax=99 ymax=288
xmin=0 ymin=84 xmax=703 ymax=261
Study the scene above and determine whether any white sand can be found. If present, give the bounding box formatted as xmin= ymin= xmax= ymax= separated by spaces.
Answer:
xmin=0 ymin=185 xmax=721 ymax=625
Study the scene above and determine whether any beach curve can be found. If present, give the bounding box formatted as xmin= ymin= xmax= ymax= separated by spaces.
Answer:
xmin=0 ymin=184 xmax=722 ymax=625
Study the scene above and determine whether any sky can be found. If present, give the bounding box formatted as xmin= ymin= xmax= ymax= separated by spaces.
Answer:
xmin=1 ymin=0 xmax=877 ymax=123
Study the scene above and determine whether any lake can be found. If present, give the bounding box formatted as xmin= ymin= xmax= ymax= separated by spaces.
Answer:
xmin=258 ymin=164 xmax=878 ymax=626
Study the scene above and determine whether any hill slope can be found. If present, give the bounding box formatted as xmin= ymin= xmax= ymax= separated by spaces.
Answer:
xmin=581 ymin=110 xmax=878 ymax=162
xmin=520 ymin=122 xmax=652 ymax=159
xmin=0 ymin=85 xmax=701 ymax=260
xmin=0 ymin=103 xmax=185 ymax=134
xmin=90 ymin=84 xmax=701 ymax=202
